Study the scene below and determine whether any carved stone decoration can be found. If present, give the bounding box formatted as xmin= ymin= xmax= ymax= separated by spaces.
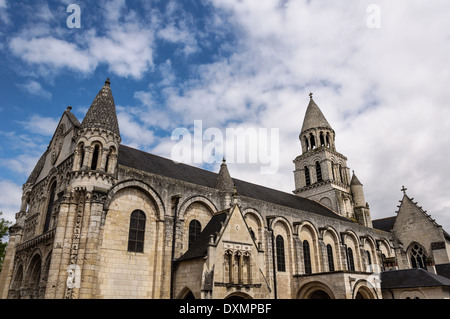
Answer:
xmin=51 ymin=124 xmax=65 ymax=165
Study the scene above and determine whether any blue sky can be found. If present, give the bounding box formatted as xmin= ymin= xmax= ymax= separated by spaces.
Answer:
xmin=1 ymin=0 xmax=450 ymax=233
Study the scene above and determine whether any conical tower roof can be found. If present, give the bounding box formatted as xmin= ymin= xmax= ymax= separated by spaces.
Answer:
xmin=81 ymin=78 xmax=120 ymax=136
xmin=350 ymin=171 xmax=363 ymax=186
xmin=215 ymin=158 xmax=234 ymax=192
xmin=301 ymin=95 xmax=332 ymax=133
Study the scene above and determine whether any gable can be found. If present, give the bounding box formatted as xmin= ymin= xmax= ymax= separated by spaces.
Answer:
xmin=29 ymin=109 xmax=80 ymax=185
xmin=393 ymin=195 xmax=447 ymax=254
xmin=218 ymin=205 xmax=258 ymax=249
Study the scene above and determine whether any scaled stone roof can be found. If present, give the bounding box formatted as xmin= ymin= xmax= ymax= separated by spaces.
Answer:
xmin=301 ymin=98 xmax=333 ymax=133
xmin=381 ymin=268 xmax=450 ymax=289
xmin=118 ymin=144 xmax=350 ymax=223
xmin=81 ymin=79 xmax=120 ymax=136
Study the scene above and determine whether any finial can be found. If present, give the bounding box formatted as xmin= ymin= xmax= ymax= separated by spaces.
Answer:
xmin=105 ymin=78 xmax=111 ymax=86
xmin=222 ymin=157 xmax=226 ymax=164
xmin=401 ymin=185 xmax=407 ymax=194
xmin=309 ymin=92 xmax=313 ymax=99
xmin=66 ymin=106 xmax=72 ymax=112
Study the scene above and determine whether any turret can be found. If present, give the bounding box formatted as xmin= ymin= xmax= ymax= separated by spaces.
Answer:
xmin=350 ymin=171 xmax=366 ymax=208
xmin=215 ymin=158 xmax=235 ymax=209
xmin=351 ymin=171 xmax=372 ymax=227
xmin=71 ymin=79 xmax=121 ymax=192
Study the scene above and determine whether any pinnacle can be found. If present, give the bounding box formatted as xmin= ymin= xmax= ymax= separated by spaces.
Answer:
xmin=81 ymin=79 xmax=120 ymax=136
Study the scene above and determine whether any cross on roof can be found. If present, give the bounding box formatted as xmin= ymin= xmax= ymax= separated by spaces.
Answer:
xmin=309 ymin=92 xmax=313 ymax=99
xmin=401 ymin=185 xmax=407 ymax=194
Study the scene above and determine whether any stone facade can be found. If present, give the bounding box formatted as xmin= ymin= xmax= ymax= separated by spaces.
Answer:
xmin=1 ymin=81 xmax=450 ymax=299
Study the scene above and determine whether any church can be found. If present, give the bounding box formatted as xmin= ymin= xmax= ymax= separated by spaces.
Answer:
xmin=1 ymin=79 xmax=450 ymax=299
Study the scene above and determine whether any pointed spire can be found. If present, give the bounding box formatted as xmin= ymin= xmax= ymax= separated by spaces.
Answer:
xmin=215 ymin=158 xmax=234 ymax=192
xmin=81 ymin=78 xmax=120 ymax=136
xmin=351 ymin=170 xmax=363 ymax=186
xmin=301 ymin=94 xmax=332 ymax=133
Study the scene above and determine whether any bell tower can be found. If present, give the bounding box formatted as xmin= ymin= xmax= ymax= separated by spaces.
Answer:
xmin=293 ymin=94 xmax=370 ymax=225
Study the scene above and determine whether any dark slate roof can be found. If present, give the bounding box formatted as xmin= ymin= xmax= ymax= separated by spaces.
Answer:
xmin=380 ymin=268 xmax=450 ymax=289
xmin=118 ymin=144 xmax=350 ymax=222
xmin=372 ymin=216 xmax=396 ymax=232
xmin=81 ymin=79 xmax=120 ymax=135
xmin=177 ymin=211 xmax=228 ymax=262
xmin=435 ymin=263 xmax=450 ymax=280
xmin=301 ymin=98 xmax=333 ymax=133
xmin=26 ymin=152 xmax=47 ymax=184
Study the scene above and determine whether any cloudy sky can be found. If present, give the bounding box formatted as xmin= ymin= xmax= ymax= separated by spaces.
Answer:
xmin=0 ymin=0 xmax=450 ymax=233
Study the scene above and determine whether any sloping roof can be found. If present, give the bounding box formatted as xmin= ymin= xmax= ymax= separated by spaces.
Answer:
xmin=380 ymin=268 xmax=450 ymax=289
xmin=372 ymin=216 xmax=396 ymax=232
xmin=81 ymin=79 xmax=120 ymax=136
xmin=350 ymin=172 xmax=363 ymax=186
xmin=176 ymin=211 xmax=228 ymax=262
xmin=118 ymin=144 xmax=350 ymax=223
xmin=301 ymin=98 xmax=333 ymax=133
xmin=435 ymin=263 xmax=450 ymax=280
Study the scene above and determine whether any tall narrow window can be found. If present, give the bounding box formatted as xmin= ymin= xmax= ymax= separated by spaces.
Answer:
xmin=303 ymin=240 xmax=312 ymax=274
xmin=316 ymin=161 xmax=322 ymax=182
xmin=43 ymin=182 xmax=57 ymax=233
xmin=79 ymin=143 xmax=85 ymax=170
xmin=91 ymin=145 xmax=100 ymax=170
xmin=327 ymin=244 xmax=335 ymax=272
xmin=276 ymin=235 xmax=286 ymax=272
xmin=319 ymin=132 xmax=325 ymax=146
xmin=189 ymin=219 xmax=202 ymax=248
xmin=347 ymin=247 xmax=355 ymax=271
xmin=366 ymin=251 xmax=372 ymax=272
xmin=309 ymin=133 xmax=316 ymax=149
xmin=326 ymin=133 xmax=330 ymax=148
xmin=128 ymin=210 xmax=146 ymax=253
xmin=304 ymin=166 xmax=311 ymax=186
xmin=304 ymin=136 xmax=310 ymax=151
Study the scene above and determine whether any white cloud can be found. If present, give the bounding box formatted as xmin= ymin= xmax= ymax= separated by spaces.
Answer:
xmin=147 ymin=0 xmax=450 ymax=232
xmin=9 ymin=36 xmax=97 ymax=73
xmin=18 ymin=80 xmax=52 ymax=100
xmin=88 ymin=25 xmax=155 ymax=79
xmin=117 ymin=111 xmax=156 ymax=149
xmin=18 ymin=115 xmax=59 ymax=136
xmin=0 ymin=180 xmax=22 ymax=223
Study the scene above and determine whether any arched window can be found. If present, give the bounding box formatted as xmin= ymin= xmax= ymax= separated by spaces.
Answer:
xmin=304 ymin=166 xmax=311 ymax=186
xmin=276 ymin=235 xmax=286 ymax=272
xmin=43 ymin=182 xmax=57 ymax=233
xmin=410 ymin=244 xmax=426 ymax=269
xmin=366 ymin=250 xmax=372 ymax=272
xmin=78 ymin=143 xmax=85 ymax=170
xmin=128 ymin=210 xmax=146 ymax=253
xmin=316 ymin=161 xmax=322 ymax=182
xmin=326 ymin=133 xmax=330 ymax=148
xmin=91 ymin=145 xmax=100 ymax=170
xmin=327 ymin=244 xmax=335 ymax=272
xmin=303 ymin=240 xmax=312 ymax=274
xmin=319 ymin=132 xmax=325 ymax=147
xmin=304 ymin=136 xmax=310 ymax=151
xmin=309 ymin=133 xmax=316 ymax=149
xmin=347 ymin=247 xmax=355 ymax=271
xmin=189 ymin=219 xmax=202 ymax=248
